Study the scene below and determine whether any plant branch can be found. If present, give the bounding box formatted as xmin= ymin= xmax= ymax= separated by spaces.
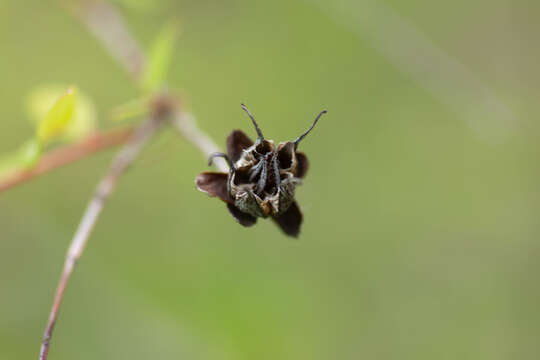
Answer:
xmin=74 ymin=0 xmax=147 ymax=82
xmin=0 ymin=127 xmax=134 ymax=194
xmin=171 ymin=112 xmax=228 ymax=172
xmin=33 ymin=1 xmax=229 ymax=358
xmin=38 ymin=117 xmax=162 ymax=360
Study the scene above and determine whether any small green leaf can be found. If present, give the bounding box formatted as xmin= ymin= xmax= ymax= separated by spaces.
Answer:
xmin=20 ymin=139 xmax=42 ymax=167
xmin=109 ymin=97 xmax=149 ymax=122
xmin=0 ymin=139 xmax=42 ymax=179
xmin=37 ymin=86 xmax=76 ymax=144
xmin=27 ymin=85 xmax=97 ymax=142
xmin=141 ymin=20 xmax=180 ymax=92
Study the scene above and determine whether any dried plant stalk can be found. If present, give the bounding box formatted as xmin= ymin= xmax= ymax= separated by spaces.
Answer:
xmin=39 ymin=118 xmax=161 ymax=360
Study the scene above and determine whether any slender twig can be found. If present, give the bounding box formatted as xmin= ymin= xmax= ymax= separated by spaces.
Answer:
xmin=33 ymin=1 xmax=227 ymax=358
xmin=38 ymin=117 xmax=162 ymax=360
xmin=171 ymin=112 xmax=228 ymax=172
xmin=0 ymin=127 xmax=134 ymax=194
xmin=74 ymin=0 xmax=147 ymax=82
xmin=35 ymin=2 xmax=154 ymax=358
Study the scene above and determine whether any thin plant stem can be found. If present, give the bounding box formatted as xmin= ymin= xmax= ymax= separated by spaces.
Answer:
xmin=38 ymin=117 xmax=162 ymax=360
xmin=0 ymin=127 xmax=134 ymax=194
xmin=73 ymin=0 xmax=147 ymax=82
xmin=32 ymin=1 xmax=228 ymax=358
xmin=172 ymin=112 xmax=228 ymax=172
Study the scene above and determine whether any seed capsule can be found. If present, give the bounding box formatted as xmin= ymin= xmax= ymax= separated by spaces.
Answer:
xmin=196 ymin=104 xmax=326 ymax=237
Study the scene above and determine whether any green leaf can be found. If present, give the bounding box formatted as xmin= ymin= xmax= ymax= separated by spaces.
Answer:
xmin=141 ymin=20 xmax=180 ymax=92
xmin=20 ymin=139 xmax=42 ymax=167
xmin=37 ymin=86 xmax=77 ymax=144
xmin=0 ymin=139 xmax=42 ymax=179
xmin=27 ymin=85 xmax=97 ymax=142
xmin=109 ymin=97 xmax=149 ymax=122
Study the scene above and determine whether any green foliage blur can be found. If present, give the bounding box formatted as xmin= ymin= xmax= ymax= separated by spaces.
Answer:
xmin=1 ymin=0 xmax=540 ymax=359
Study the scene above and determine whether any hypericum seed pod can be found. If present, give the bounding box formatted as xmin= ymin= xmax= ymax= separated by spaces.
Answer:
xmin=196 ymin=104 xmax=326 ymax=237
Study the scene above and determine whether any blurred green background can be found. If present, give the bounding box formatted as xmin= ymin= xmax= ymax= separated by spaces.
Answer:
xmin=1 ymin=0 xmax=540 ymax=359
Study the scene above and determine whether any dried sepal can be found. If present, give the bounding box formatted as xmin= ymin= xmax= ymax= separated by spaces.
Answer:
xmin=227 ymin=203 xmax=257 ymax=227
xmin=227 ymin=130 xmax=254 ymax=162
xmin=273 ymin=201 xmax=303 ymax=237
xmin=195 ymin=172 xmax=231 ymax=203
xmin=295 ymin=152 xmax=309 ymax=178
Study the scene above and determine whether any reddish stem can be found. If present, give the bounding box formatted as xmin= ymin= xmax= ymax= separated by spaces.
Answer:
xmin=0 ymin=127 xmax=134 ymax=194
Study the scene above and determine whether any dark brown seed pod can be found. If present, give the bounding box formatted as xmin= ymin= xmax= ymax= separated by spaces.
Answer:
xmin=196 ymin=104 xmax=326 ymax=237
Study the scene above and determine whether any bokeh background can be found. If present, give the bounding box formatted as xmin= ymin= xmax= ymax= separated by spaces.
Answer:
xmin=1 ymin=0 xmax=540 ymax=359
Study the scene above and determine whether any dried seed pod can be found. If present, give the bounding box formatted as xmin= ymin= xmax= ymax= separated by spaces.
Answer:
xmin=196 ymin=104 xmax=326 ymax=237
